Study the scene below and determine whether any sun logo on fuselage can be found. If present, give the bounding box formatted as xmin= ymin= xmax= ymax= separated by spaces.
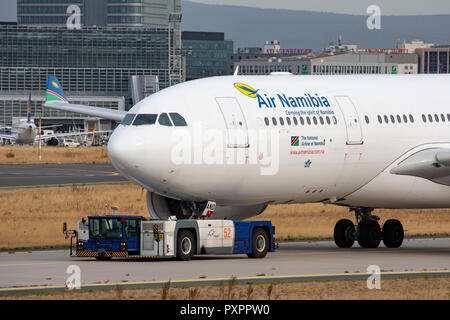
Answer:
xmin=234 ymin=83 xmax=259 ymax=98
xmin=52 ymin=81 xmax=59 ymax=88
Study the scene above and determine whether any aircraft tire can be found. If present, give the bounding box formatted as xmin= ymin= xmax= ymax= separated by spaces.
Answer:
xmin=357 ymin=219 xmax=381 ymax=248
xmin=247 ymin=228 xmax=269 ymax=258
xmin=177 ymin=229 xmax=196 ymax=261
xmin=382 ymin=219 xmax=404 ymax=248
xmin=333 ymin=219 xmax=355 ymax=248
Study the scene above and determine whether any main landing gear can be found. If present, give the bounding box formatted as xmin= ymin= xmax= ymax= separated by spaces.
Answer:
xmin=333 ymin=208 xmax=404 ymax=249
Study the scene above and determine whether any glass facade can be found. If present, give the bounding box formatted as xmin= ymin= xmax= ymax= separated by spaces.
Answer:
xmin=0 ymin=25 xmax=173 ymax=126
xmin=182 ymin=32 xmax=233 ymax=80
xmin=0 ymin=25 xmax=171 ymax=94
xmin=17 ymin=0 xmax=181 ymax=28
xmin=418 ymin=48 xmax=450 ymax=73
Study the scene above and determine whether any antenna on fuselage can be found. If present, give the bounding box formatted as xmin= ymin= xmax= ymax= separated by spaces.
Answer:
xmin=234 ymin=65 xmax=240 ymax=76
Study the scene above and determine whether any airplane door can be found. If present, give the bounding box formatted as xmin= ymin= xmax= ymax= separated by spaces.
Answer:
xmin=334 ymin=96 xmax=364 ymax=145
xmin=215 ymin=97 xmax=249 ymax=148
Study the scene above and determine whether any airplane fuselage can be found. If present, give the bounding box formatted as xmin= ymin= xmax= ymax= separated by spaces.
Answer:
xmin=10 ymin=120 xmax=37 ymax=144
xmin=107 ymin=74 xmax=450 ymax=210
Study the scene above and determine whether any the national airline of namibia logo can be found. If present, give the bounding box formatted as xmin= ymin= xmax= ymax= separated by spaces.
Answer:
xmin=52 ymin=81 xmax=59 ymax=88
xmin=234 ymin=83 xmax=259 ymax=98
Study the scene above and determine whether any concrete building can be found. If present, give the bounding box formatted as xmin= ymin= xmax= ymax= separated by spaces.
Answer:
xmin=182 ymin=31 xmax=233 ymax=81
xmin=394 ymin=40 xmax=450 ymax=74
xmin=396 ymin=40 xmax=434 ymax=53
xmin=263 ymin=40 xmax=281 ymax=54
xmin=236 ymin=52 xmax=418 ymax=76
xmin=416 ymin=47 xmax=450 ymax=74
xmin=325 ymin=35 xmax=358 ymax=53
xmin=228 ymin=41 xmax=312 ymax=75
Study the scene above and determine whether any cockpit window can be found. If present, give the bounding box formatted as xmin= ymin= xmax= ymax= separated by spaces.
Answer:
xmin=158 ymin=113 xmax=173 ymax=126
xmin=121 ymin=113 xmax=136 ymax=126
xmin=169 ymin=113 xmax=187 ymax=126
xmin=133 ymin=114 xmax=158 ymax=126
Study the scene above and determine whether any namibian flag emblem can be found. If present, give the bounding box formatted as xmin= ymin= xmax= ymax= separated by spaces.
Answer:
xmin=291 ymin=136 xmax=299 ymax=146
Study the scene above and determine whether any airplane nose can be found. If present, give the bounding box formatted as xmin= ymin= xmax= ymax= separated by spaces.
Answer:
xmin=107 ymin=128 xmax=145 ymax=173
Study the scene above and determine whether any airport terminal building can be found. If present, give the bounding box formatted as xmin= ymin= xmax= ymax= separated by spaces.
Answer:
xmin=0 ymin=24 xmax=175 ymax=128
xmin=236 ymin=52 xmax=418 ymax=76
xmin=0 ymin=0 xmax=183 ymax=130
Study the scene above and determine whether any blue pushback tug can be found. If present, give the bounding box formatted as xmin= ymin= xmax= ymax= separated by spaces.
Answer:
xmin=64 ymin=215 xmax=275 ymax=261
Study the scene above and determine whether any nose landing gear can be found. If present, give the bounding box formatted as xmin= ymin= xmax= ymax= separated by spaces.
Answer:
xmin=333 ymin=208 xmax=404 ymax=249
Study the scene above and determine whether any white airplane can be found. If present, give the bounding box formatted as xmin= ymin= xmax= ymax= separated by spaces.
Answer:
xmin=0 ymin=86 xmax=111 ymax=145
xmin=0 ymin=94 xmax=41 ymax=144
xmin=44 ymin=74 xmax=450 ymax=249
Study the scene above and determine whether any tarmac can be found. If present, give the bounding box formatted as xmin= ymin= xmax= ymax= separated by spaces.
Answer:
xmin=0 ymin=163 xmax=128 ymax=189
xmin=0 ymin=237 xmax=449 ymax=295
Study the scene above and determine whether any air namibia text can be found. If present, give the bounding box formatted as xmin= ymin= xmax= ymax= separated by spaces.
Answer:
xmin=257 ymin=93 xmax=331 ymax=109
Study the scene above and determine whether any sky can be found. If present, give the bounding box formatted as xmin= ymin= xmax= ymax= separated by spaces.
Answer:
xmin=1 ymin=0 xmax=450 ymax=21
xmin=185 ymin=0 xmax=450 ymax=16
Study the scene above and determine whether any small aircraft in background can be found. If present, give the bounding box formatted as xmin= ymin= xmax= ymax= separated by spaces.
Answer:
xmin=0 ymin=93 xmax=111 ymax=145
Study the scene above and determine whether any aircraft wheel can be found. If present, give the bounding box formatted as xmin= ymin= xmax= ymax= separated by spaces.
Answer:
xmin=333 ymin=219 xmax=355 ymax=248
xmin=247 ymin=228 xmax=269 ymax=258
xmin=382 ymin=219 xmax=404 ymax=248
xmin=177 ymin=229 xmax=195 ymax=261
xmin=357 ymin=220 xmax=381 ymax=248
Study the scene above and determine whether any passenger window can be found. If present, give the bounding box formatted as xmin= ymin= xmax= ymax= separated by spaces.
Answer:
xmin=409 ymin=115 xmax=414 ymax=123
xmin=312 ymin=117 xmax=318 ymax=125
xmin=332 ymin=116 xmax=337 ymax=124
xmin=447 ymin=114 xmax=450 ymax=122
xmin=396 ymin=115 xmax=401 ymax=123
xmin=434 ymin=114 xmax=439 ymax=122
xmin=422 ymin=114 xmax=427 ymax=122
xmin=441 ymin=114 xmax=446 ymax=122
xmin=326 ymin=116 xmax=331 ymax=125
xmin=293 ymin=117 xmax=298 ymax=126
xmin=428 ymin=114 xmax=433 ymax=122
xmin=264 ymin=117 xmax=270 ymax=126
xmin=121 ymin=113 xmax=136 ymax=126
xmin=365 ymin=116 xmax=369 ymax=124
xmin=158 ymin=113 xmax=173 ymax=126
xmin=319 ymin=116 xmax=324 ymax=125
xmin=384 ymin=115 xmax=389 ymax=123
xmin=306 ymin=117 xmax=311 ymax=125
xmin=169 ymin=113 xmax=187 ymax=126
xmin=286 ymin=117 xmax=291 ymax=126
xmin=300 ymin=117 xmax=305 ymax=125
xmin=403 ymin=115 xmax=408 ymax=123
xmin=133 ymin=114 xmax=157 ymax=126
xmin=272 ymin=117 xmax=277 ymax=126
xmin=279 ymin=117 xmax=284 ymax=126
xmin=390 ymin=115 xmax=395 ymax=123
xmin=377 ymin=115 xmax=382 ymax=124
